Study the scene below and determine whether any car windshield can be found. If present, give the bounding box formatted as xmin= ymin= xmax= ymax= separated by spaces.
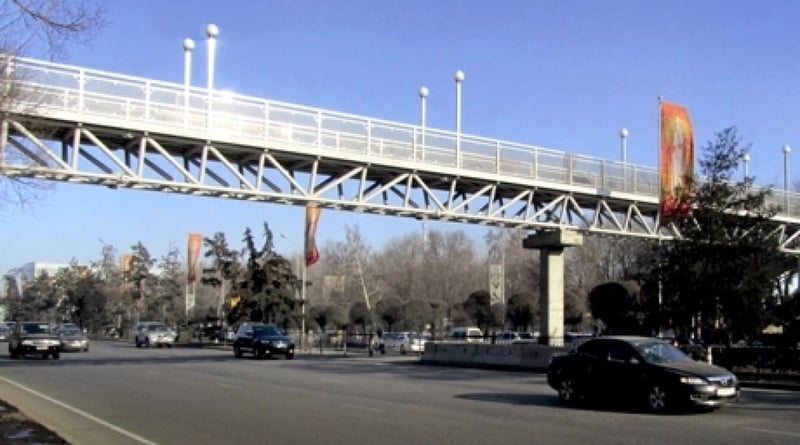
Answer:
xmin=254 ymin=325 xmax=284 ymax=336
xmin=148 ymin=325 xmax=168 ymax=332
xmin=22 ymin=323 xmax=52 ymax=334
xmin=632 ymin=341 xmax=693 ymax=364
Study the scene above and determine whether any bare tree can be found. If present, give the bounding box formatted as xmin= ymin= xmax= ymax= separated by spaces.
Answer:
xmin=324 ymin=224 xmax=384 ymax=311
xmin=0 ymin=0 xmax=104 ymax=209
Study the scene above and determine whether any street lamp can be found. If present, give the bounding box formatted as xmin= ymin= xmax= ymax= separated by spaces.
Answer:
xmin=182 ymin=38 xmax=195 ymax=126
xmin=205 ymin=23 xmax=219 ymax=91
xmin=281 ymin=233 xmax=306 ymax=350
xmin=419 ymin=86 xmax=428 ymax=161
xmin=742 ymin=152 xmax=750 ymax=180
xmin=454 ymin=69 xmax=464 ymax=167
xmin=619 ymin=128 xmax=628 ymax=163
xmin=619 ymin=128 xmax=628 ymax=191
xmin=784 ymin=145 xmax=791 ymax=216
xmin=205 ymin=23 xmax=219 ymax=132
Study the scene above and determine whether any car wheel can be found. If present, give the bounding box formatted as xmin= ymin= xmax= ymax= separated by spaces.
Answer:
xmin=166 ymin=344 xmax=172 ymax=349
xmin=41 ymin=352 xmax=49 ymax=359
xmin=9 ymin=344 xmax=18 ymax=359
xmin=647 ymin=384 xmax=669 ymax=413
xmin=135 ymin=338 xmax=142 ymax=348
xmin=285 ymin=351 xmax=294 ymax=360
xmin=83 ymin=347 xmax=89 ymax=352
xmin=145 ymin=338 xmax=150 ymax=348
xmin=233 ymin=345 xmax=242 ymax=358
xmin=558 ymin=376 xmax=579 ymax=404
xmin=52 ymin=351 xmax=60 ymax=360
xmin=400 ymin=345 xmax=407 ymax=355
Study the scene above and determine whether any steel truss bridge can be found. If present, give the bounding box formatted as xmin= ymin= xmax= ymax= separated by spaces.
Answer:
xmin=2 ymin=56 xmax=800 ymax=252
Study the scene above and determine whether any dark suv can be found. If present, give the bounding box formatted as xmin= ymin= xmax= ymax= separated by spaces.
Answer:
xmin=8 ymin=321 xmax=61 ymax=359
xmin=232 ymin=323 xmax=295 ymax=360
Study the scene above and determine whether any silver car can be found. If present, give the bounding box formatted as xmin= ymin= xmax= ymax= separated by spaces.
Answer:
xmin=56 ymin=327 xmax=90 ymax=352
xmin=134 ymin=322 xmax=176 ymax=348
xmin=379 ymin=332 xmax=427 ymax=355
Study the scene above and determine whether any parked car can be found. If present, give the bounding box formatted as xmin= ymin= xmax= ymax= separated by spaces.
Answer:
xmin=8 ymin=321 xmax=61 ymax=359
xmin=210 ymin=326 xmax=236 ymax=343
xmin=547 ymin=336 xmax=739 ymax=413
xmin=56 ymin=326 xmax=90 ymax=352
xmin=445 ymin=326 xmax=484 ymax=343
xmin=0 ymin=325 xmax=10 ymax=341
xmin=378 ymin=332 xmax=428 ymax=355
xmin=232 ymin=322 xmax=295 ymax=359
xmin=495 ymin=331 xmax=537 ymax=344
xmin=134 ymin=321 xmax=176 ymax=348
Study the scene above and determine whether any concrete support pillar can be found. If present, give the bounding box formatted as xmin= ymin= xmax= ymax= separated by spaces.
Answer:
xmin=523 ymin=229 xmax=583 ymax=346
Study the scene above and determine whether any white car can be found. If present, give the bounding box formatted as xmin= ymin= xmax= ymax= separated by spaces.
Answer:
xmin=378 ymin=332 xmax=427 ymax=355
xmin=134 ymin=322 xmax=176 ymax=348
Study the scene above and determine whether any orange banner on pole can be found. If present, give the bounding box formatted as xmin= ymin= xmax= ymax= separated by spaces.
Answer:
xmin=121 ymin=253 xmax=133 ymax=292
xmin=187 ymin=233 xmax=203 ymax=285
xmin=659 ymin=100 xmax=694 ymax=224
xmin=304 ymin=204 xmax=321 ymax=267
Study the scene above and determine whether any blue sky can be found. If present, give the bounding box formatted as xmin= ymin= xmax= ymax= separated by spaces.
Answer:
xmin=3 ymin=0 xmax=800 ymax=274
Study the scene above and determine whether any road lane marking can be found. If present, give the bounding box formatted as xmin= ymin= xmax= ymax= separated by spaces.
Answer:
xmin=743 ymin=427 xmax=800 ymax=438
xmin=341 ymin=403 xmax=384 ymax=414
xmin=0 ymin=376 xmax=158 ymax=445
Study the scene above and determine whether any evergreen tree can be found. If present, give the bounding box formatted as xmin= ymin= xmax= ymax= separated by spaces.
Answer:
xmin=646 ymin=128 xmax=795 ymax=344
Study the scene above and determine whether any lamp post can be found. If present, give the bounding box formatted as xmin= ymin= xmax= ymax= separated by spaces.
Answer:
xmin=205 ymin=23 xmax=218 ymax=131
xmin=182 ymin=38 xmax=194 ymax=127
xmin=454 ymin=70 xmax=464 ymax=167
xmin=619 ymin=128 xmax=628 ymax=163
xmin=620 ymin=128 xmax=628 ymax=191
xmin=281 ymin=234 xmax=306 ymax=350
xmin=419 ymin=86 xmax=428 ymax=161
xmin=743 ymin=152 xmax=750 ymax=180
xmin=784 ymin=145 xmax=791 ymax=216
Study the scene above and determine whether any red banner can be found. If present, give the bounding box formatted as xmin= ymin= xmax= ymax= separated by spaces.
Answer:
xmin=659 ymin=100 xmax=694 ymax=224
xmin=304 ymin=204 xmax=321 ymax=267
xmin=187 ymin=233 xmax=202 ymax=285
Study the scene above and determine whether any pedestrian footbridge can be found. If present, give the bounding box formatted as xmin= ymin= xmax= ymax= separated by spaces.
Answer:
xmin=1 ymin=56 xmax=800 ymax=253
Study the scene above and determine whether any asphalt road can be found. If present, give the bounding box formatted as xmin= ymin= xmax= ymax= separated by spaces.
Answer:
xmin=0 ymin=340 xmax=798 ymax=445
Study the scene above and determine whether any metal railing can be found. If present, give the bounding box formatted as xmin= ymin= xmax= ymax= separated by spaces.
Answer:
xmin=2 ymin=55 xmax=799 ymax=216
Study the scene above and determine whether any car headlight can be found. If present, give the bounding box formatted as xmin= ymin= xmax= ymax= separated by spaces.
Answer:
xmin=21 ymin=340 xmax=34 ymax=346
xmin=679 ymin=376 xmax=708 ymax=385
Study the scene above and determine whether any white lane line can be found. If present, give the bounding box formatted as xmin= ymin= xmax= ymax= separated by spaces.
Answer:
xmin=743 ymin=427 xmax=800 ymax=438
xmin=0 ymin=376 xmax=158 ymax=445
xmin=341 ymin=403 xmax=384 ymax=414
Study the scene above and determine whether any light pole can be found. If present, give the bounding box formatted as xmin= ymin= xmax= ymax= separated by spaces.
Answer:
xmin=454 ymin=70 xmax=464 ymax=167
xmin=620 ymin=128 xmax=628 ymax=191
xmin=182 ymin=38 xmax=194 ymax=126
xmin=784 ymin=145 xmax=791 ymax=216
xmin=743 ymin=152 xmax=750 ymax=180
xmin=419 ymin=86 xmax=428 ymax=161
xmin=281 ymin=234 xmax=306 ymax=350
xmin=619 ymin=128 xmax=628 ymax=163
xmin=205 ymin=23 xmax=218 ymax=131
xmin=205 ymin=24 xmax=218 ymax=91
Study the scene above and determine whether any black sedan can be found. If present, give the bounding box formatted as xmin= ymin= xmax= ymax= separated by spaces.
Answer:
xmin=8 ymin=322 xmax=61 ymax=359
xmin=232 ymin=322 xmax=295 ymax=360
xmin=547 ymin=336 xmax=739 ymax=412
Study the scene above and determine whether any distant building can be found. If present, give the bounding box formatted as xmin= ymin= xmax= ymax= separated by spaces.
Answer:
xmin=4 ymin=262 xmax=71 ymax=298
